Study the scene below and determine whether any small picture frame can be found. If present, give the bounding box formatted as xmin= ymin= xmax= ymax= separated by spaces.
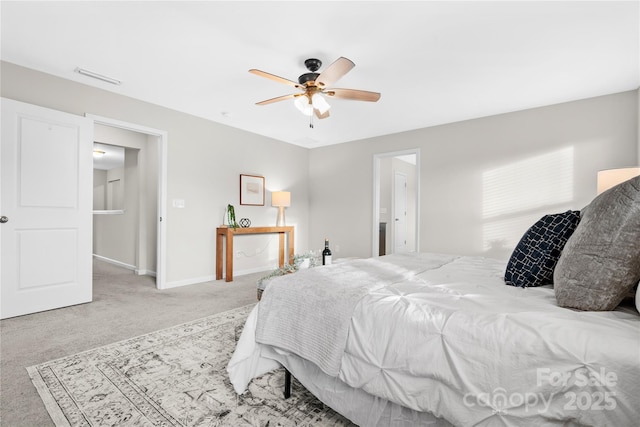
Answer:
xmin=240 ymin=174 xmax=265 ymax=206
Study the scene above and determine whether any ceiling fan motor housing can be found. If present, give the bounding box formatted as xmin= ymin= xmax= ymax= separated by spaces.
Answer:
xmin=304 ymin=58 xmax=322 ymax=71
xmin=298 ymin=72 xmax=320 ymax=85
xmin=299 ymin=58 xmax=322 ymax=85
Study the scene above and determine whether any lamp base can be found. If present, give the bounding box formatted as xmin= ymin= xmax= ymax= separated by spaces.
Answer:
xmin=276 ymin=207 xmax=286 ymax=227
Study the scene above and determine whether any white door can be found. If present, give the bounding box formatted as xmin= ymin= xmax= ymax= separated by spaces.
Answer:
xmin=1 ymin=98 xmax=93 ymax=319
xmin=393 ymin=172 xmax=408 ymax=253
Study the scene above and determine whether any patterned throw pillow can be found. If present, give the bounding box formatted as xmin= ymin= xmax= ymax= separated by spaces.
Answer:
xmin=504 ymin=210 xmax=581 ymax=288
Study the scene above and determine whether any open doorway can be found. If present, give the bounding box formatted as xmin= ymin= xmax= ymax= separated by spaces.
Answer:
xmin=372 ymin=149 xmax=420 ymax=257
xmin=88 ymin=115 xmax=167 ymax=289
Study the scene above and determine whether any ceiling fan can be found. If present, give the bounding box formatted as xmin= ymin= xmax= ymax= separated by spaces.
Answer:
xmin=249 ymin=57 xmax=381 ymax=126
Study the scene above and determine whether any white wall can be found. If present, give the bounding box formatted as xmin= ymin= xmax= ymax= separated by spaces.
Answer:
xmin=93 ymin=169 xmax=108 ymax=210
xmin=309 ymin=90 xmax=639 ymax=261
xmin=1 ymin=61 xmax=310 ymax=286
xmin=92 ymin=125 xmax=148 ymax=270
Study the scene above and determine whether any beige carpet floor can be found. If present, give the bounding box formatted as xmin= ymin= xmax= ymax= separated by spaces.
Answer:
xmin=1 ymin=259 xmax=260 ymax=427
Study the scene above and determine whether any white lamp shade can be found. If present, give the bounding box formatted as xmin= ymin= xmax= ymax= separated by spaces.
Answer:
xmin=312 ymin=93 xmax=331 ymax=114
xmin=271 ymin=191 xmax=291 ymax=207
xmin=294 ymin=95 xmax=313 ymax=116
xmin=597 ymin=167 xmax=640 ymax=195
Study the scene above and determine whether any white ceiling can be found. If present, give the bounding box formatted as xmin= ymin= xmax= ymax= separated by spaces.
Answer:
xmin=2 ymin=1 xmax=639 ymax=148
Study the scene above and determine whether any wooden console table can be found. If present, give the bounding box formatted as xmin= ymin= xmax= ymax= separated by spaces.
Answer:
xmin=216 ymin=226 xmax=294 ymax=282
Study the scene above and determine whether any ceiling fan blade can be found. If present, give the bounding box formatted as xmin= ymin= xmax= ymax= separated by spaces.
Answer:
xmin=255 ymin=94 xmax=297 ymax=105
xmin=315 ymin=57 xmax=355 ymax=88
xmin=249 ymin=69 xmax=302 ymax=89
xmin=315 ymin=109 xmax=330 ymax=119
xmin=325 ymin=88 xmax=381 ymax=102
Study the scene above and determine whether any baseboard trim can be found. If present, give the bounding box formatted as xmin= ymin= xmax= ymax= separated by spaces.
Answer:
xmin=135 ymin=269 xmax=157 ymax=277
xmin=162 ymin=266 xmax=274 ymax=289
xmin=163 ymin=275 xmax=216 ymax=289
xmin=93 ymin=254 xmax=136 ymax=271
xmin=234 ymin=266 xmax=276 ymax=276
xmin=93 ymin=255 xmax=158 ymax=277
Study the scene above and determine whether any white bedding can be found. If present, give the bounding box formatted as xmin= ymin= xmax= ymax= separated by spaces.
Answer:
xmin=255 ymin=255 xmax=453 ymax=376
xmin=228 ymin=253 xmax=640 ymax=426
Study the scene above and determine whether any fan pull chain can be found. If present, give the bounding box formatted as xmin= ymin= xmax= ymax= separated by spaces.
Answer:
xmin=309 ymin=114 xmax=314 ymax=129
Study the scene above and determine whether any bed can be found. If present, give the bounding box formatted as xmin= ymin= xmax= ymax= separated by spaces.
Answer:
xmin=227 ymin=176 xmax=640 ymax=426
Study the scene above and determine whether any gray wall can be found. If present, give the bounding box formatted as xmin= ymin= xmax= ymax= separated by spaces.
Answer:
xmin=309 ymin=90 xmax=639 ymax=261
xmin=1 ymin=61 xmax=310 ymax=286
xmin=2 ymin=60 xmax=638 ymax=285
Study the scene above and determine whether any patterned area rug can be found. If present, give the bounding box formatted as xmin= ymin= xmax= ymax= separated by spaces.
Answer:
xmin=27 ymin=304 xmax=354 ymax=426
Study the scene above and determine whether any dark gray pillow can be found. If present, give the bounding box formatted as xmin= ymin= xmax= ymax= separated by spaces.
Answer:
xmin=554 ymin=176 xmax=640 ymax=310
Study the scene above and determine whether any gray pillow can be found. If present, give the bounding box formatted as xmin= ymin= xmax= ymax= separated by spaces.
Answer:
xmin=554 ymin=176 xmax=640 ymax=310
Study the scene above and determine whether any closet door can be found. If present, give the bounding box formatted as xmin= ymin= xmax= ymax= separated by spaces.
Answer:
xmin=1 ymin=98 xmax=93 ymax=319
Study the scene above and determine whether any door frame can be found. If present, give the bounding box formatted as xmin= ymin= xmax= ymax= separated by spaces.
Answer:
xmin=372 ymin=148 xmax=420 ymax=257
xmin=86 ymin=114 xmax=168 ymax=290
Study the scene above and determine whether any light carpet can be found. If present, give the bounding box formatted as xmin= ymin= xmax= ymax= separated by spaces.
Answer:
xmin=27 ymin=304 xmax=354 ymax=426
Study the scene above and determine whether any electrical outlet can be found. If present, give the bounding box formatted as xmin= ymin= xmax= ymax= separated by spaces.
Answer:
xmin=335 ymin=244 xmax=340 ymax=253
xmin=235 ymin=251 xmax=241 ymax=258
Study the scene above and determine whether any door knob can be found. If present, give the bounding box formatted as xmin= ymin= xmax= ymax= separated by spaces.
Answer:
xmin=0 ymin=216 xmax=8 ymax=223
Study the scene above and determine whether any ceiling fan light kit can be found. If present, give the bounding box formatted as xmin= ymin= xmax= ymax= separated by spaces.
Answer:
xmin=250 ymin=56 xmax=380 ymax=127
xmin=311 ymin=93 xmax=330 ymax=114
xmin=294 ymin=95 xmax=314 ymax=116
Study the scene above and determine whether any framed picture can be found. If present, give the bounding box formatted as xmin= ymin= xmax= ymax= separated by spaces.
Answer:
xmin=240 ymin=174 xmax=265 ymax=206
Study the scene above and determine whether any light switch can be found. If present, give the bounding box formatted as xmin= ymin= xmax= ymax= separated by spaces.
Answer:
xmin=172 ymin=199 xmax=185 ymax=208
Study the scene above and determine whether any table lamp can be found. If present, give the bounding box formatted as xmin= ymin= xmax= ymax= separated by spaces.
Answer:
xmin=597 ymin=167 xmax=640 ymax=195
xmin=272 ymin=191 xmax=291 ymax=226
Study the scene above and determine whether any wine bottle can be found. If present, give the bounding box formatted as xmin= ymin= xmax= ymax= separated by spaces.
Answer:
xmin=322 ymin=238 xmax=332 ymax=265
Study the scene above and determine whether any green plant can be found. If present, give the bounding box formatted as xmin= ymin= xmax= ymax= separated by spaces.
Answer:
xmin=257 ymin=252 xmax=320 ymax=287
xmin=257 ymin=263 xmax=297 ymax=287
xmin=293 ymin=252 xmax=320 ymax=268
xmin=227 ymin=204 xmax=239 ymax=229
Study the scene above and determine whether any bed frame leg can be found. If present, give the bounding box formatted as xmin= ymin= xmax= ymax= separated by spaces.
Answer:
xmin=284 ymin=368 xmax=291 ymax=399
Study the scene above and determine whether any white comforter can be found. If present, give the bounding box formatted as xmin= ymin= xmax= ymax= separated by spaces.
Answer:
xmin=228 ymin=253 xmax=640 ymax=427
